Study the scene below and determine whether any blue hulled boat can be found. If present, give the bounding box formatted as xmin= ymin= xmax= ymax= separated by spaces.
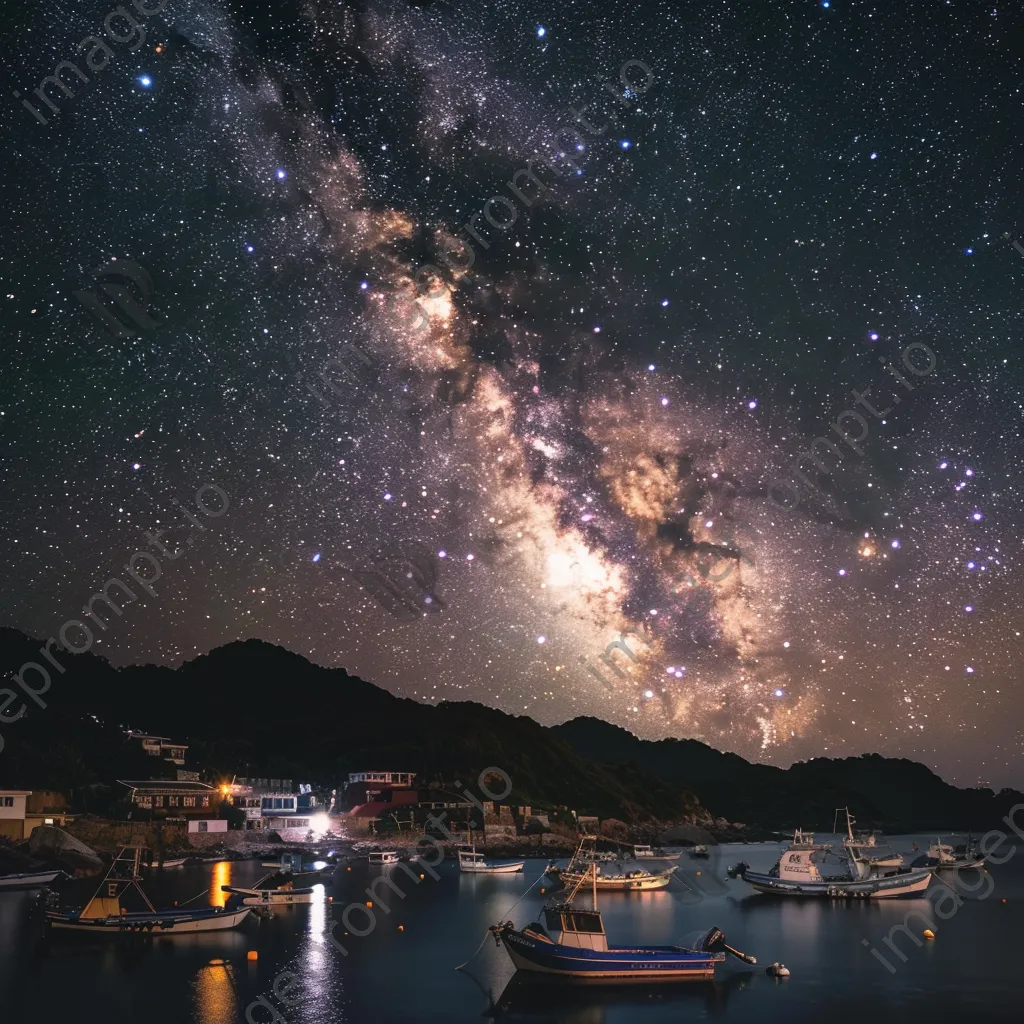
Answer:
xmin=491 ymin=858 xmax=756 ymax=981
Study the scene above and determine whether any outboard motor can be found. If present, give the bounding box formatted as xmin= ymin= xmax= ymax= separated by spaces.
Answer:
xmin=726 ymin=861 xmax=749 ymax=879
xmin=696 ymin=926 xmax=758 ymax=965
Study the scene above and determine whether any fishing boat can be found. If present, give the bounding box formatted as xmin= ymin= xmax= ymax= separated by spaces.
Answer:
xmin=46 ymin=847 xmax=251 ymax=934
xmin=689 ymin=846 xmax=710 ymax=860
xmin=491 ymin=859 xmax=757 ymax=980
xmin=728 ymin=825 xmax=931 ymax=899
xmin=836 ymin=807 xmax=902 ymax=871
xmin=159 ymin=858 xmax=188 ymax=869
xmin=367 ymin=850 xmax=400 ymax=866
xmin=458 ymin=847 xmax=525 ymax=874
xmin=911 ymin=836 xmax=985 ymax=872
xmin=551 ymin=865 xmax=676 ymax=892
xmin=547 ymin=837 xmax=676 ymax=891
xmin=222 ymin=872 xmax=319 ymax=906
xmin=0 ymin=869 xmax=67 ymax=891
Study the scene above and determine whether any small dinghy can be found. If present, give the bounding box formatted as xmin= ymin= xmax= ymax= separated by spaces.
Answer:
xmin=458 ymin=847 xmax=524 ymax=873
xmin=222 ymin=872 xmax=318 ymax=907
xmin=492 ymin=860 xmax=757 ymax=981
xmin=46 ymin=847 xmax=250 ymax=934
xmin=0 ymin=869 xmax=67 ymax=891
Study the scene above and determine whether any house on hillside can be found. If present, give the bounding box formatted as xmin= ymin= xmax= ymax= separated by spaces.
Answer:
xmin=227 ymin=778 xmax=314 ymax=831
xmin=126 ymin=732 xmax=188 ymax=765
xmin=120 ymin=779 xmax=216 ymax=819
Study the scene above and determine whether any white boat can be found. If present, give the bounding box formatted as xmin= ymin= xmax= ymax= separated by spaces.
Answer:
xmin=457 ymin=847 xmax=525 ymax=874
xmin=836 ymin=808 xmax=903 ymax=870
xmin=729 ymin=819 xmax=932 ymax=899
xmin=46 ymin=847 xmax=251 ymax=934
xmin=0 ymin=869 xmax=67 ymax=890
xmin=159 ymin=858 xmax=187 ymax=869
xmin=912 ymin=837 xmax=985 ymax=872
xmin=368 ymin=850 xmax=400 ymax=866
xmin=222 ymin=873 xmax=318 ymax=906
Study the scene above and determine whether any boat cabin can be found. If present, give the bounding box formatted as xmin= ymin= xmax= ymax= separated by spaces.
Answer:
xmin=777 ymin=846 xmax=824 ymax=883
xmin=541 ymin=906 xmax=608 ymax=951
xmin=368 ymin=851 xmax=399 ymax=865
xmin=457 ymin=849 xmax=487 ymax=869
xmin=633 ymin=845 xmax=653 ymax=858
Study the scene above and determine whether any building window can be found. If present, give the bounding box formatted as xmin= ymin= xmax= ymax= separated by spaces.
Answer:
xmin=153 ymin=796 xmax=164 ymax=808
xmin=138 ymin=796 xmax=152 ymax=808
xmin=167 ymin=797 xmax=179 ymax=807
xmin=183 ymin=797 xmax=196 ymax=807
xmin=198 ymin=821 xmax=208 ymax=833
xmin=201 ymin=796 xmax=210 ymax=807
xmin=1 ymin=797 xmax=13 ymax=807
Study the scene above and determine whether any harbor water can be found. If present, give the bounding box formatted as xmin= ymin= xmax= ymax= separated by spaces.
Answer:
xmin=1 ymin=836 xmax=1021 ymax=1023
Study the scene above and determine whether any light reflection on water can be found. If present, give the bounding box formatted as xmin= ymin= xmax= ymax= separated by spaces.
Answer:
xmin=193 ymin=960 xmax=237 ymax=1024
xmin=209 ymin=862 xmax=232 ymax=909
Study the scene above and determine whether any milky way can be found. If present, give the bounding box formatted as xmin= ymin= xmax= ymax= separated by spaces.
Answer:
xmin=1 ymin=0 xmax=1022 ymax=786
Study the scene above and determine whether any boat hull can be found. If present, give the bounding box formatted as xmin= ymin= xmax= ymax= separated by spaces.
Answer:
xmin=0 ymin=870 xmax=66 ymax=890
xmin=222 ymin=885 xmax=317 ymax=906
xmin=499 ymin=928 xmax=723 ymax=980
xmin=460 ymin=861 xmax=524 ymax=873
xmin=46 ymin=906 xmax=252 ymax=933
xmin=741 ymin=868 xmax=931 ymax=899
xmin=554 ymin=869 xmax=674 ymax=891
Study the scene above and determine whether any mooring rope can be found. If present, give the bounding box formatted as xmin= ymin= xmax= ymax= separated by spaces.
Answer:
xmin=454 ymin=869 xmax=548 ymax=971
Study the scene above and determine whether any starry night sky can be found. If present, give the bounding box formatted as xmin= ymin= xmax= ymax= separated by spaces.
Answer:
xmin=2 ymin=0 xmax=1023 ymax=787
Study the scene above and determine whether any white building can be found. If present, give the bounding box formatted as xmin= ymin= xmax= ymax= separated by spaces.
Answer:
xmin=0 ymin=790 xmax=31 ymax=840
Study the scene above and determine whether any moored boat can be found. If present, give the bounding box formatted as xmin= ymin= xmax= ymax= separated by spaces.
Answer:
xmin=689 ymin=846 xmax=710 ymax=859
xmin=0 ymin=869 xmax=67 ymax=891
xmin=491 ymin=859 xmax=757 ymax=980
xmin=367 ymin=850 xmax=400 ymax=866
xmin=458 ymin=847 xmax=524 ymax=873
xmin=551 ymin=865 xmax=676 ymax=891
xmin=46 ymin=847 xmax=251 ymax=934
xmin=222 ymin=872 xmax=319 ymax=906
xmin=912 ymin=836 xmax=985 ymax=872
xmin=729 ymin=824 xmax=932 ymax=899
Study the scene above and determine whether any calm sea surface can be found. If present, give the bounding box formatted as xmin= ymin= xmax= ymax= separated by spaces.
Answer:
xmin=2 ymin=835 xmax=1021 ymax=1023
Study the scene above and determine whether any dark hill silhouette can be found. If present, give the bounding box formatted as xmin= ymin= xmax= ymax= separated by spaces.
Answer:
xmin=551 ymin=716 xmax=1022 ymax=832
xmin=0 ymin=629 xmax=1018 ymax=830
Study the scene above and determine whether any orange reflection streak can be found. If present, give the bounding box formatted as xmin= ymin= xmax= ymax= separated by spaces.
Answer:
xmin=209 ymin=861 xmax=231 ymax=908
xmin=194 ymin=962 xmax=237 ymax=1024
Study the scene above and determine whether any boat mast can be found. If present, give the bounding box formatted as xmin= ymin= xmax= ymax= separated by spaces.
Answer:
xmin=591 ymin=860 xmax=598 ymax=910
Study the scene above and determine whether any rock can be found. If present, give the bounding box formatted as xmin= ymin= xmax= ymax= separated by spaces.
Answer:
xmin=27 ymin=826 xmax=104 ymax=876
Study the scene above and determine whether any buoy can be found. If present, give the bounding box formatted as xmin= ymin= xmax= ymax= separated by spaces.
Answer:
xmin=540 ymin=888 xmax=546 ymax=895
xmin=346 ymin=866 xmax=352 ymax=872
xmin=1001 ymin=898 xmax=1007 ymax=904
xmin=766 ymin=962 xmax=790 ymax=977
xmin=327 ymin=897 xmax=333 ymax=903
xmin=922 ymin=929 xmax=935 ymax=940
xmin=397 ymin=925 xmax=404 ymax=932
xmin=696 ymin=871 xmax=701 ymax=877
xmin=365 ymin=901 xmax=373 ymax=908
xmin=247 ymin=951 xmax=258 ymax=961
xmin=419 ymin=874 xmax=425 ymax=880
